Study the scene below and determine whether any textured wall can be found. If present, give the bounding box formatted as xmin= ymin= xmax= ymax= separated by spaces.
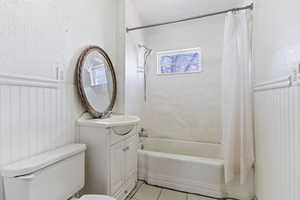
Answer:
xmin=0 ymin=1 xmax=120 ymax=199
xmin=125 ymin=0 xmax=145 ymax=116
xmin=253 ymin=0 xmax=300 ymax=84
xmin=0 ymin=0 xmax=119 ymax=82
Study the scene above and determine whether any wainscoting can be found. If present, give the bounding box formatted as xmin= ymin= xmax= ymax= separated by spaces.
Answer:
xmin=254 ymin=76 xmax=300 ymax=200
xmin=0 ymin=73 xmax=83 ymax=200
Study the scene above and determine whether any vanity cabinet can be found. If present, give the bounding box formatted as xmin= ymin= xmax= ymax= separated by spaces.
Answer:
xmin=77 ymin=115 xmax=140 ymax=200
xmin=110 ymin=135 xmax=138 ymax=197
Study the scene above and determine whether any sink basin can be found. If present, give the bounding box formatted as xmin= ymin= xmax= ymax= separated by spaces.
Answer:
xmin=77 ymin=113 xmax=140 ymax=128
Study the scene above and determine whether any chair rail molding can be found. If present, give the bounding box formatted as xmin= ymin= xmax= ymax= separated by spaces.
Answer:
xmin=0 ymin=71 xmax=81 ymax=168
xmin=0 ymin=72 xmax=59 ymax=89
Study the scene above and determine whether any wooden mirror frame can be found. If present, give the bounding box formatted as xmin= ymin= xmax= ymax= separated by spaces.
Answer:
xmin=76 ymin=46 xmax=117 ymax=118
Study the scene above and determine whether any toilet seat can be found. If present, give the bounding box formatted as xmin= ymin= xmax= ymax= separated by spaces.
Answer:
xmin=80 ymin=195 xmax=116 ymax=200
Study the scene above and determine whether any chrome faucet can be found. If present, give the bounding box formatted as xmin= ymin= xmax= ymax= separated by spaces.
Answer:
xmin=101 ymin=111 xmax=112 ymax=119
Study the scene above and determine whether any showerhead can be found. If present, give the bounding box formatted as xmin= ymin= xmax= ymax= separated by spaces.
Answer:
xmin=137 ymin=44 xmax=152 ymax=103
xmin=138 ymin=44 xmax=152 ymax=52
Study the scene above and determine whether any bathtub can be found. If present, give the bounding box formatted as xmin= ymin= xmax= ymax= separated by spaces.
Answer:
xmin=138 ymin=137 xmax=254 ymax=200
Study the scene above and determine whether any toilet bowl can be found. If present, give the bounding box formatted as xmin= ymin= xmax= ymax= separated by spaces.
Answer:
xmin=1 ymin=144 xmax=115 ymax=200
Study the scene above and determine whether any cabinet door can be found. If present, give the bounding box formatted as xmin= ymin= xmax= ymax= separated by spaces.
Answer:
xmin=124 ymin=135 xmax=138 ymax=180
xmin=110 ymin=142 xmax=124 ymax=195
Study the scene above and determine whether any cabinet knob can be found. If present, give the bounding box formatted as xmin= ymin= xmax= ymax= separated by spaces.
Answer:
xmin=124 ymin=190 xmax=128 ymax=194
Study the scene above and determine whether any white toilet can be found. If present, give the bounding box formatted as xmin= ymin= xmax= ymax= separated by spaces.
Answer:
xmin=1 ymin=144 xmax=115 ymax=200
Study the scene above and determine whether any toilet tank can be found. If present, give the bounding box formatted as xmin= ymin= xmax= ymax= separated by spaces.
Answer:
xmin=1 ymin=144 xmax=87 ymax=200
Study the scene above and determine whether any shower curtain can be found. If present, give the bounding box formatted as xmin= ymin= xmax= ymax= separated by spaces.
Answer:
xmin=222 ymin=10 xmax=254 ymax=184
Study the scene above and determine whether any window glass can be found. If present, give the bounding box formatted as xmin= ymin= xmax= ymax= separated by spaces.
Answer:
xmin=157 ymin=48 xmax=202 ymax=75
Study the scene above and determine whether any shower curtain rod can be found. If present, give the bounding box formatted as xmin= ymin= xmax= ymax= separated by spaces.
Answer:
xmin=126 ymin=3 xmax=253 ymax=32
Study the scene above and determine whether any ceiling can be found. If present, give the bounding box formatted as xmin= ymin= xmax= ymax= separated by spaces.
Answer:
xmin=130 ymin=0 xmax=247 ymax=26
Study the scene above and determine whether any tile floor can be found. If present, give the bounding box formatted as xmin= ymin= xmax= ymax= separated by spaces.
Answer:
xmin=130 ymin=181 xmax=216 ymax=200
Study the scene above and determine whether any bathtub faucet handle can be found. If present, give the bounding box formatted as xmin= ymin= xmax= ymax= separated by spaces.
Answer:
xmin=138 ymin=128 xmax=148 ymax=137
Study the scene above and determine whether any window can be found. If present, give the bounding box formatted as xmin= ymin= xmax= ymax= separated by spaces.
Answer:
xmin=157 ymin=48 xmax=202 ymax=75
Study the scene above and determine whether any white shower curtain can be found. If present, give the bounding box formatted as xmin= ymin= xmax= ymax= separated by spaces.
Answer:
xmin=222 ymin=10 xmax=254 ymax=184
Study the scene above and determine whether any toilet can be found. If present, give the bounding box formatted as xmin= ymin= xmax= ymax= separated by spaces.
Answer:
xmin=1 ymin=144 xmax=115 ymax=200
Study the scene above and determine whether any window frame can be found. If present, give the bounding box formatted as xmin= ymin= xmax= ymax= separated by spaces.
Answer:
xmin=156 ymin=47 xmax=203 ymax=75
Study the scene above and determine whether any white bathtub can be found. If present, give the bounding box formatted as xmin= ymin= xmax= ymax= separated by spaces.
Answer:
xmin=138 ymin=137 xmax=254 ymax=200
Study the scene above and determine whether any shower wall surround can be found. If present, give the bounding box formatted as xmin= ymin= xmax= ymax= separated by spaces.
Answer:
xmin=0 ymin=1 xmax=123 ymax=200
xmin=140 ymin=16 xmax=225 ymax=144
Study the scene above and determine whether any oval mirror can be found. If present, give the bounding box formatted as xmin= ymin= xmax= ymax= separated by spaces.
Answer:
xmin=76 ymin=46 xmax=117 ymax=118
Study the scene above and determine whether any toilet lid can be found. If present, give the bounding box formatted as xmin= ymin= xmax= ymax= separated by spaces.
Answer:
xmin=80 ymin=195 xmax=116 ymax=200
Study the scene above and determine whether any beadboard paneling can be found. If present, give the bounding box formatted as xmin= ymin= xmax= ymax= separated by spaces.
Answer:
xmin=254 ymin=84 xmax=300 ymax=200
xmin=0 ymin=73 xmax=83 ymax=200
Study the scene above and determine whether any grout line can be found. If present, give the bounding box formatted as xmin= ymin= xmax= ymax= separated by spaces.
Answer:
xmin=127 ymin=182 xmax=144 ymax=200
xmin=156 ymin=187 xmax=163 ymax=200
xmin=138 ymin=179 xmax=218 ymax=200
